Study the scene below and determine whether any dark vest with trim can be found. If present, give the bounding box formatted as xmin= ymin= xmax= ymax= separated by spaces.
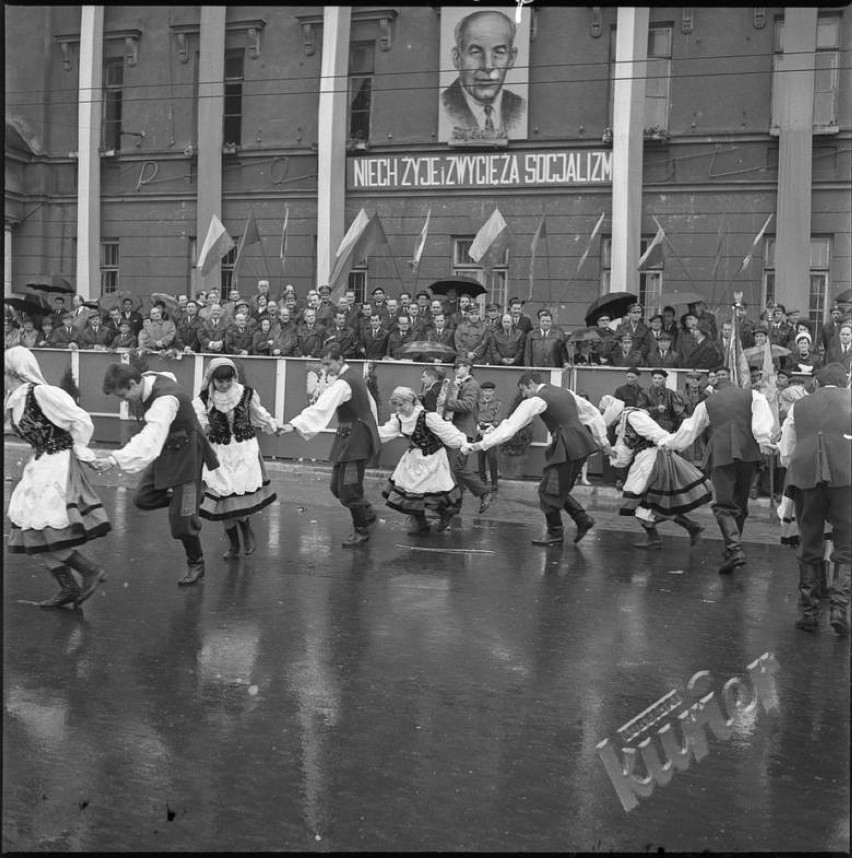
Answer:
xmin=786 ymin=386 xmax=851 ymax=490
xmin=535 ymin=384 xmax=599 ymax=466
xmin=11 ymin=385 xmax=74 ymax=459
xmin=140 ymin=375 xmax=219 ymax=489
xmin=703 ymin=384 xmax=761 ymax=468
xmin=329 ymin=367 xmax=380 ymax=463
xmin=200 ymin=386 xmax=256 ymax=445
xmin=405 ymin=409 xmax=443 ymax=456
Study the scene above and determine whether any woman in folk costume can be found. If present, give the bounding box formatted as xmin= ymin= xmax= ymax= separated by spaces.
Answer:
xmin=377 ymin=386 xmax=469 ymax=535
xmin=193 ymin=358 xmax=278 ymax=558
xmin=598 ymin=394 xmax=711 ymax=550
xmin=4 ymin=346 xmax=110 ymax=607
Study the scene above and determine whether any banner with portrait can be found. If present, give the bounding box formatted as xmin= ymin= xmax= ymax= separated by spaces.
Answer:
xmin=438 ymin=6 xmax=531 ymax=144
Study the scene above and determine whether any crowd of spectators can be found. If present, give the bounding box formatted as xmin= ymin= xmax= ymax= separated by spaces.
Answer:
xmin=5 ymin=281 xmax=851 ymax=378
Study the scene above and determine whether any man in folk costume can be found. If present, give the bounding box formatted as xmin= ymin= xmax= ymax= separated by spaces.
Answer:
xmin=5 ymin=347 xmax=110 ymax=608
xmin=192 ymin=358 xmax=279 ymax=560
xmin=468 ymin=371 xmax=611 ymax=547
xmin=778 ymin=363 xmax=851 ymax=636
xmin=598 ymin=395 xmax=709 ymax=550
xmin=95 ymin=364 xmax=220 ymax=586
xmin=279 ymin=344 xmax=380 ymax=548
xmin=660 ymin=376 xmax=775 ymax=574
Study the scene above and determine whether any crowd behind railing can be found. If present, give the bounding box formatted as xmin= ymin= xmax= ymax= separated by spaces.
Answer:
xmin=6 ymin=279 xmax=851 ymax=376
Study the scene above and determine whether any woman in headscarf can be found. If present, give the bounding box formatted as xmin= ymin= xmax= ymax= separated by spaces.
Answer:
xmin=192 ymin=358 xmax=279 ymax=558
xmin=377 ymin=386 xmax=469 ymax=535
xmin=598 ymin=394 xmax=710 ymax=551
xmin=4 ymin=346 xmax=110 ymax=607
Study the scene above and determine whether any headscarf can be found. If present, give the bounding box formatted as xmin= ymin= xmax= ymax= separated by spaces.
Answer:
xmin=4 ymin=345 xmax=49 ymax=386
xmin=389 ymin=386 xmax=418 ymax=406
xmin=202 ymin=357 xmax=244 ymax=413
xmin=598 ymin=394 xmax=626 ymax=428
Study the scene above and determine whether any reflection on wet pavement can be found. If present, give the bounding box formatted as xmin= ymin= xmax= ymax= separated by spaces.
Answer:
xmin=3 ymin=482 xmax=849 ymax=852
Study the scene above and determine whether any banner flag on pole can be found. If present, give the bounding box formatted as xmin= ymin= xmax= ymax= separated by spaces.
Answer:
xmin=637 ymin=222 xmax=666 ymax=271
xmin=328 ymin=211 xmax=389 ymax=302
xmin=761 ymin=335 xmax=781 ymax=436
xmin=528 ymin=214 xmax=547 ymax=301
xmin=279 ymin=206 xmax=290 ymax=275
xmin=727 ymin=292 xmax=752 ymax=389
xmin=576 ymin=212 xmax=606 ymax=275
xmin=469 ymin=208 xmax=511 ymax=271
xmin=196 ymin=214 xmax=235 ymax=276
xmin=736 ymin=213 xmax=773 ymax=275
xmin=233 ymin=210 xmax=261 ymax=281
xmin=410 ymin=208 xmax=431 ymax=276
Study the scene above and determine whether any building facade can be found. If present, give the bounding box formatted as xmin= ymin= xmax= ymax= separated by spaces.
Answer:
xmin=5 ymin=5 xmax=851 ymax=329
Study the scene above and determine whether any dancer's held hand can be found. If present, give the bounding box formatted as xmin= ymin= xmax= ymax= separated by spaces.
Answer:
xmin=277 ymin=424 xmax=294 ymax=435
xmin=90 ymin=456 xmax=115 ymax=472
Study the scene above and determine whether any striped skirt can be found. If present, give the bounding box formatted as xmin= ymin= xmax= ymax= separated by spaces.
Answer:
xmin=620 ymin=447 xmax=712 ymax=518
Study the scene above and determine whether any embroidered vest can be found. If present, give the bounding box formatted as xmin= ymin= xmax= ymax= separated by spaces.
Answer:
xmin=622 ymin=410 xmax=656 ymax=454
xmin=11 ymin=385 xmax=74 ymax=459
xmin=200 ymin=386 xmax=256 ymax=445
xmin=406 ymin=410 xmax=443 ymax=456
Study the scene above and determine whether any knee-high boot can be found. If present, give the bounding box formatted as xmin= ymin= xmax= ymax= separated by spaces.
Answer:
xmin=66 ymin=551 xmax=107 ymax=605
xmin=563 ymin=495 xmax=595 ymax=543
xmin=238 ymin=518 xmax=256 ymax=555
xmin=634 ymin=522 xmax=662 ymax=550
xmin=674 ymin=514 xmax=704 ymax=546
xmin=223 ymin=525 xmax=241 ymax=559
xmin=795 ymin=562 xmax=822 ymax=632
xmin=178 ymin=536 xmax=205 ymax=586
xmin=39 ymin=565 xmax=81 ymax=609
xmin=715 ymin=511 xmax=746 ymax=573
xmin=829 ymin=563 xmax=850 ymax=637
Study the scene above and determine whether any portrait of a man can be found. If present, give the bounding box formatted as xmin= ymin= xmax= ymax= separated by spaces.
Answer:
xmin=439 ymin=7 xmax=530 ymax=142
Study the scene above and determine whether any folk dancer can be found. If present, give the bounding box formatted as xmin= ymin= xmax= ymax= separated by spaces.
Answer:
xmin=5 ymin=347 xmax=110 ymax=607
xmin=278 ymin=345 xmax=380 ymax=548
xmin=95 ymin=364 xmax=220 ymax=586
xmin=377 ymin=387 xmax=469 ymax=535
xmin=468 ymin=371 xmax=610 ymax=547
xmin=660 ymin=377 xmax=775 ymax=574
xmin=192 ymin=358 xmax=279 ymax=559
xmin=777 ymin=363 xmax=851 ymax=636
xmin=598 ymin=395 xmax=709 ymax=550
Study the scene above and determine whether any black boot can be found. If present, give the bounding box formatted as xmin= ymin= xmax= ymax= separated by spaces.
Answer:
xmin=342 ymin=527 xmax=370 ymax=548
xmin=715 ymin=511 xmax=746 ymax=574
xmin=406 ymin=512 xmax=431 ymax=536
xmin=564 ymin=496 xmax=595 ymax=543
xmin=532 ymin=510 xmax=565 ymax=546
xmin=635 ymin=524 xmax=662 ymax=550
xmin=39 ymin=566 xmax=81 ymax=609
xmin=238 ymin=519 xmax=256 ymax=555
xmin=829 ymin=563 xmax=850 ymax=637
xmin=223 ymin=526 xmax=241 ymax=560
xmin=795 ymin=562 xmax=822 ymax=632
xmin=66 ymin=551 xmax=107 ymax=605
xmin=674 ymin=515 xmax=704 ymax=546
xmin=178 ymin=536 xmax=205 ymax=586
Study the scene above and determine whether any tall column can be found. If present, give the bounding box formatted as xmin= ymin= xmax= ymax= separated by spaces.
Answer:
xmin=610 ymin=7 xmax=649 ymax=294
xmin=316 ymin=6 xmax=351 ymax=287
xmin=5 ymin=225 xmax=13 ymax=294
xmin=75 ymin=5 xmax=104 ymax=300
xmin=196 ymin=6 xmax=226 ymax=294
xmin=774 ymin=7 xmax=817 ymax=311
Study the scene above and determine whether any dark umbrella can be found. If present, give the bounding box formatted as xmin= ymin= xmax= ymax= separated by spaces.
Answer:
xmin=150 ymin=292 xmax=180 ymax=316
xmin=26 ymin=275 xmax=74 ymax=295
xmin=397 ymin=341 xmax=458 ymax=361
xmin=744 ymin=344 xmax=790 ymax=361
xmin=5 ymin=294 xmax=51 ymax=319
xmin=567 ymin=327 xmax=603 ymax=343
xmin=428 ymin=277 xmax=487 ymax=298
xmin=658 ymin=289 xmax=707 ymax=306
xmin=833 ymin=288 xmax=852 ymax=304
xmin=584 ymin=292 xmax=637 ymax=327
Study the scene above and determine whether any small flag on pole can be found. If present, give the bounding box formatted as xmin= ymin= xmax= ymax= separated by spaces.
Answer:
xmin=235 ymin=208 xmax=261 ymax=264
xmin=637 ymin=222 xmax=665 ymax=271
xmin=197 ymin=214 xmax=235 ymax=276
xmin=410 ymin=208 xmax=431 ymax=276
xmin=727 ymin=292 xmax=752 ymax=389
xmin=576 ymin=212 xmax=606 ymax=275
xmin=328 ymin=211 xmax=389 ymax=302
xmin=469 ymin=208 xmax=511 ymax=271
xmin=528 ymin=214 xmax=547 ymax=301
xmin=279 ymin=206 xmax=290 ymax=274
xmin=736 ymin=213 xmax=773 ymax=275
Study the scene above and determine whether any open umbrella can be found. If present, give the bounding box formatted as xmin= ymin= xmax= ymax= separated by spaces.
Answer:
xmin=744 ymin=344 xmax=790 ymax=361
xmin=72 ymin=306 xmax=101 ymax=333
xmin=98 ymin=291 xmax=142 ymax=313
xmin=26 ymin=275 xmax=74 ymax=295
xmin=150 ymin=292 xmax=180 ymax=316
xmin=5 ymin=294 xmax=51 ymax=320
xmin=428 ymin=277 xmax=487 ymax=298
xmin=567 ymin=327 xmax=603 ymax=343
xmin=658 ymin=289 xmax=707 ymax=307
xmin=397 ymin=341 xmax=458 ymax=361
xmin=833 ymin=288 xmax=852 ymax=304
xmin=584 ymin=292 xmax=637 ymax=327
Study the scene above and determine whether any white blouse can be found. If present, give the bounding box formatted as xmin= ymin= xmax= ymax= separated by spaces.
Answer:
xmin=193 ymin=389 xmax=278 ymax=435
xmin=378 ymin=406 xmax=468 ymax=449
xmin=290 ymin=365 xmax=378 ymax=440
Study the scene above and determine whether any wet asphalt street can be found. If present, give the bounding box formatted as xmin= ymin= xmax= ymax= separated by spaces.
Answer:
xmin=3 ymin=447 xmax=850 ymax=852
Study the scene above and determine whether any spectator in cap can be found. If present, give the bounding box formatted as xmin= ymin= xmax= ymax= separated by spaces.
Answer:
xmin=769 ymin=304 xmax=795 ymax=348
xmin=643 ymin=314 xmax=665 ymax=356
xmin=778 ymin=362 xmax=851 ymax=635
xmin=415 ymin=290 xmax=433 ymax=320
xmin=51 ymin=311 xmax=81 ymax=349
xmin=111 ymin=319 xmax=138 ymax=351
xmin=821 ymin=304 xmax=845 ymax=352
xmin=687 ymin=322 xmax=724 ymax=370
xmin=524 ymin=309 xmax=566 ymax=368
xmin=315 ymin=285 xmax=337 ymax=326
xmin=609 ymin=331 xmax=644 ymax=368
xmin=79 ymin=312 xmax=113 ymax=351
xmin=484 ymin=302 xmax=502 ymax=333
xmin=614 ymin=303 xmax=650 ymax=356
xmin=638 ymin=368 xmax=685 ymax=432
xmin=476 ymin=381 xmax=503 ymax=491
xmin=454 ymin=302 xmax=491 ymax=364
xmin=488 ymin=312 xmax=526 ymax=366
xmin=784 ymin=331 xmax=823 ymax=375
xmin=646 ymin=329 xmax=681 ymax=368
xmin=681 ymin=370 xmax=706 ymax=464
xmin=614 ymin=368 xmax=645 ymax=409
xmin=824 ymin=322 xmax=852 ymax=373
xmin=175 ymin=300 xmax=204 ymax=352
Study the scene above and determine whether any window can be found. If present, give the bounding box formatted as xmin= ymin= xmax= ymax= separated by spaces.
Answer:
xmin=608 ymin=24 xmax=673 ymax=132
xmin=762 ymin=236 xmax=830 ymax=328
xmin=348 ymin=258 xmax=368 ymax=303
xmin=452 ymin=237 xmax=507 ymax=309
xmin=349 ymin=42 xmax=375 ymax=141
xmin=762 ymin=237 xmax=776 ymax=307
xmin=223 ymin=49 xmax=245 ymax=147
xmin=220 ymin=245 xmax=238 ymax=293
xmin=100 ymin=240 xmax=119 ymax=295
xmin=600 ymin=237 xmax=664 ymax=310
xmin=103 ymin=59 xmax=123 ymax=151
xmin=772 ymin=15 xmax=841 ymax=130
